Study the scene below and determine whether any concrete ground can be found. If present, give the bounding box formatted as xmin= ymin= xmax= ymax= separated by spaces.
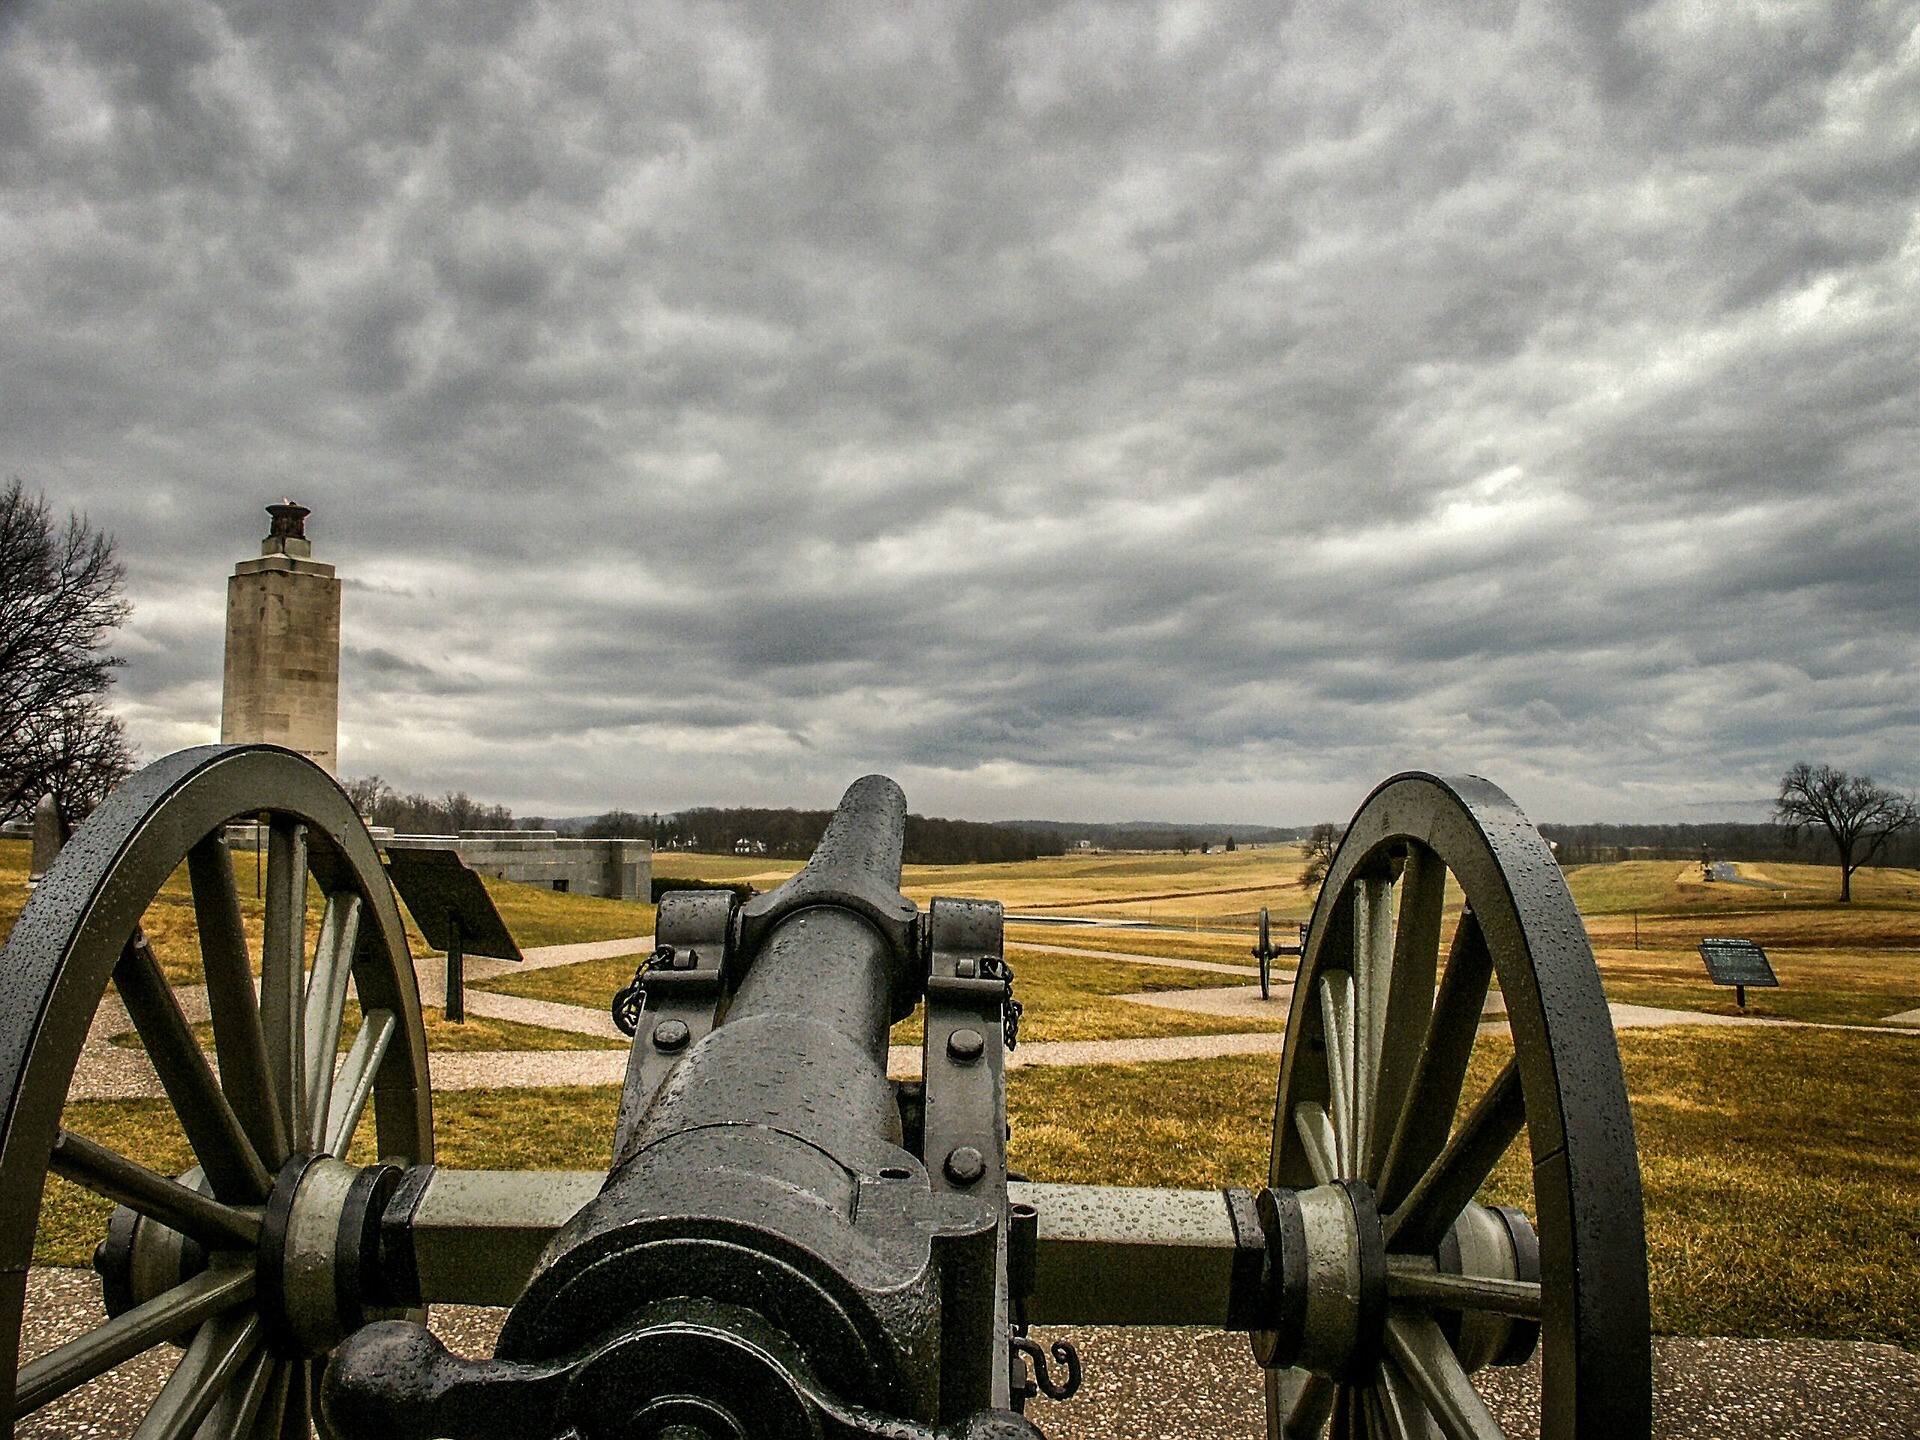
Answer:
xmin=20 ymin=1271 xmax=1919 ymax=1439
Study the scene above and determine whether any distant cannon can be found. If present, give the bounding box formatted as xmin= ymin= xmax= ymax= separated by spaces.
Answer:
xmin=1251 ymin=907 xmax=1309 ymax=1001
xmin=0 ymin=745 xmax=1649 ymax=1438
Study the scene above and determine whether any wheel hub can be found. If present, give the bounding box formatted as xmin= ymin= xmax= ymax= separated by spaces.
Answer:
xmin=1252 ymin=1182 xmax=1387 ymax=1380
xmin=259 ymin=1156 xmax=406 ymax=1356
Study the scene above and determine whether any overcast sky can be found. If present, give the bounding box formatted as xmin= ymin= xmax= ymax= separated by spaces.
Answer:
xmin=3 ymin=0 xmax=1917 ymax=825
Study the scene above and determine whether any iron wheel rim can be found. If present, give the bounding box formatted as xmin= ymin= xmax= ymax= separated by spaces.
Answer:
xmin=1265 ymin=772 xmax=1649 ymax=1440
xmin=0 ymin=744 xmax=432 ymax=1436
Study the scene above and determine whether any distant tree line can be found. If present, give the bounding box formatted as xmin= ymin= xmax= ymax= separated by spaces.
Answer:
xmin=553 ymin=805 xmax=1066 ymax=865
xmin=1537 ymin=821 xmax=1920 ymax=872
xmin=1010 ymin=820 xmax=1302 ymax=851
xmin=343 ymin=776 xmax=513 ymax=835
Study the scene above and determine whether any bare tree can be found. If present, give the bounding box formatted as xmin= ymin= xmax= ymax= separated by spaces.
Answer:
xmin=1774 ymin=763 xmax=1918 ymax=902
xmin=0 ymin=479 xmax=135 ymax=821
xmin=1300 ymin=822 xmax=1344 ymax=894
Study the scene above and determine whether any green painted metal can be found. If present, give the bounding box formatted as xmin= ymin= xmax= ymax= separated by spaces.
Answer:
xmin=1266 ymin=772 xmax=1650 ymax=1440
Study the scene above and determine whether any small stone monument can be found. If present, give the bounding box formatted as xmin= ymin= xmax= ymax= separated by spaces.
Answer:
xmin=221 ymin=501 xmax=342 ymax=773
xmin=28 ymin=793 xmax=64 ymax=888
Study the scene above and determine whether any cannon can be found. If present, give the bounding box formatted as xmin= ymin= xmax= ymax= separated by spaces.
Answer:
xmin=0 ymin=745 xmax=1649 ymax=1439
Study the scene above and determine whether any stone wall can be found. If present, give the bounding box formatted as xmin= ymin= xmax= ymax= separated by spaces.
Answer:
xmin=381 ymin=832 xmax=652 ymax=902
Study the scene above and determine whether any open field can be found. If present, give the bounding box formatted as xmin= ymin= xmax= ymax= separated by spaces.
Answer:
xmin=1006 ymin=924 xmax=1283 ymax=966
xmin=0 ymin=838 xmax=651 ymax=983
xmin=661 ymin=846 xmax=1315 ymax=926
xmin=475 ymin=944 xmax=1284 ymax=1045
xmin=104 ymin=1000 xmax=625 ymax=1056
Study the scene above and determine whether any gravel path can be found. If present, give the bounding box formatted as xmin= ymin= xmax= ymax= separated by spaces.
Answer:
xmin=62 ymin=927 xmax=1920 ymax=1103
xmin=21 ymin=1270 xmax=1918 ymax=1439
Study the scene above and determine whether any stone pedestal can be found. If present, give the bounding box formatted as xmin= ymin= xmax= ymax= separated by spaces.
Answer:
xmin=220 ymin=502 xmax=341 ymax=773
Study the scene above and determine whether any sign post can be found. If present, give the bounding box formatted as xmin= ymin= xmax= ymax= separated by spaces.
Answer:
xmin=385 ymin=847 xmax=523 ymax=1023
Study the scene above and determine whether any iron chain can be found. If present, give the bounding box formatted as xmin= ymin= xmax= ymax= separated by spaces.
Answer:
xmin=611 ymin=945 xmax=675 ymax=1037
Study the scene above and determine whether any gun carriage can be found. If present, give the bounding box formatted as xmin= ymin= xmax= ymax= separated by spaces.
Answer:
xmin=0 ymin=745 xmax=1649 ymax=1439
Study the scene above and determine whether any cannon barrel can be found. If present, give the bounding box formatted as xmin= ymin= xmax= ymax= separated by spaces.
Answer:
xmin=326 ymin=776 xmax=1037 ymax=1440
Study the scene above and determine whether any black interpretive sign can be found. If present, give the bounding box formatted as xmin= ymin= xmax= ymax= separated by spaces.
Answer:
xmin=384 ymin=846 xmax=522 ymax=1023
xmin=385 ymin=848 xmax=523 ymax=961
xmin=1698 ymin=937 xmax=1777 ymax=1008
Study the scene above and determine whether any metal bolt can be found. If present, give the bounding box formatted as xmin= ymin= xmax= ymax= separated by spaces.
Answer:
xmin=652 ymin=1019 xmax=691 ymax=1052
xmin=946 ymin=1028 xmax=985 ymax=1064
xmin=956 ymin=957 xmax=978 ymax=978
xmin=944 ymin=1145 xmax=986 ymax=1186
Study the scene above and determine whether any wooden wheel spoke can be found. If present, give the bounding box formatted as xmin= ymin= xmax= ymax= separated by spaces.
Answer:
xmin=245 ymin=1358 xmax=294 ymax=1440
xmin=131 ymin=1311 xmax=261 ymax=1440
xmin=1353 ymin=874 xmax=1396 ymax=1173
xmin=191 ymin=1344 xmax=277 ymax=1440
xmin=277 ymin=1358 xmax=310 ymax=1440
xmin=260 ymin=820 xmax=309 ymax=1147
xmin=1374 ymin=1355 xmax=1436 ymax=1440
xmin=1385 ymin=1268 xmax=1542 ymax=1320
xmin=1385 ymin=1058 xmax=1525 ymax=1254
xmin=302 ymin=891 xmax=363 ymax=1151
xmin=50 ymin=1130 xmax=260 ymax=1251
xmin=1319 ymin=972 xmax=1356 ymax=1175
xmin=188 ymin=837 xmax=288 ymax=1172
xmin=13 ymin=1267 xmax=255 ymax=1418
xmin=1365 ymin=845 xmax=1447 ymax=1185
xmin=113 ymin=938 xmax=270 ymax=1203
xmin=1378 ymin=912 xmax=1494 ymax=1213
xmin=1381 ymin=1314 xmax=1507 ymax=1440
xmin=326 ymin=1008 xmax=396 ymax=1158
xmin=1282 ymin=1374 xmax=1344 ymax=1440
xmin=1293 ymin=1101 xmax=1339 ymax=1186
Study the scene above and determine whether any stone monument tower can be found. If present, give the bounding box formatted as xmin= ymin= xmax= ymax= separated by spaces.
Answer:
xmin=221 ymin=501 xmax=341 ymax=773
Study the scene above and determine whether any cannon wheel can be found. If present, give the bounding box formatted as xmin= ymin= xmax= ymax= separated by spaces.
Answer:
xmin=1257 ymin=908 xmax=1273 ymax=1001
xmin=1266 ymin=773 xmax=1648 ymax=1439
xmin=0 ymin=744 xmax=433 ymax=1438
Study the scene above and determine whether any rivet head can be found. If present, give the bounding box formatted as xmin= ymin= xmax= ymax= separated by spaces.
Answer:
xmin=946 ymin=1028 xmax=985 ymax=1063
xmin=944 ymin=1145 xmax=986 ymax=1186
xmin=652 ymin=1019 xmax=691 ymax=1051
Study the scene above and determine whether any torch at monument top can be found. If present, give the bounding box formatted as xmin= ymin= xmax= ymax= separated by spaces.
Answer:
xmin=263 ymin=499 xmax=313 ymax=557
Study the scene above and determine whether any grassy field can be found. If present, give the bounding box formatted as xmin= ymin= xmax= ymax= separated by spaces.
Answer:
xmin=1006 ymin=923 xmax=1275 ymax=966
xmin=0 ymin=838 xmax=650 ymax=979
xmin=661 ymin=846 xmax=1315 ymax=927
xmin=104 ymin=1000 xmax=625 ymax=1056
xmin=475 ymin=944 xmax=1281 ymax=1045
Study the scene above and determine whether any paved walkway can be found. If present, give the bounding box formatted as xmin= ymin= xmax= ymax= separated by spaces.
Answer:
xmin=64 ymin=937 xmax=1920 ymax=1101
xmin=60 ymin=936 xmax=1920 ymax=1105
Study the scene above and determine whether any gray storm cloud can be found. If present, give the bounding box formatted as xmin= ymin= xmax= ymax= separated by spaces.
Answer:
xmin=2 ymin=0 xmax=1916 ymax=823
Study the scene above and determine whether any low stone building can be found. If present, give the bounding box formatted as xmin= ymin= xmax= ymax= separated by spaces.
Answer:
xmin=380 ymin=830 xmax=651 ymax=901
